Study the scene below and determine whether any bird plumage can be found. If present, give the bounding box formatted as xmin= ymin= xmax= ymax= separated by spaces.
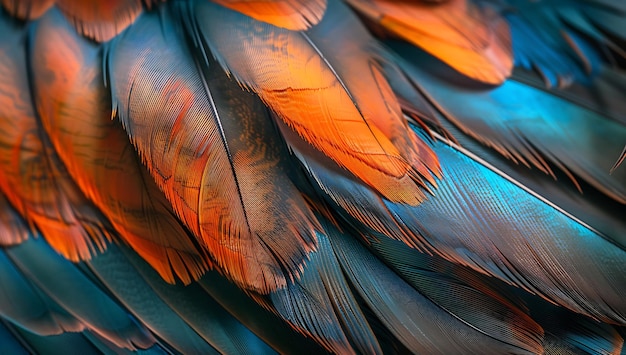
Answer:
xmin=0 ymin=0 xmax=624 ymax=354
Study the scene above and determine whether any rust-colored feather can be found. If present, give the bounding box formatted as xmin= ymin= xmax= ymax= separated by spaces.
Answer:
xmin=30 ymin=9 xmax=211 ymax=284
xmin=0 ymin=193 xmax=29 ymax=246
xmin=347 ymin=0 xmax=513 ymax=84
xmin=213 ymin=0 xmax=327 ymax=30
xmin=109 ymin=9 xmax=319 ymax=293
xmin=196 ymin=1 xmax=439 ymax=205
xmin=0 ymin=18 xmax=110 ymax=261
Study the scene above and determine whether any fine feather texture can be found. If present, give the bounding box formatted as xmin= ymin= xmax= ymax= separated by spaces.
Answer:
xmin=346 ymin=0 xmax=514 ymax=84
xmin=212 ymin=0 xmax=327 ymax=30
xmin=1 ymin=0 xmax=153 ymax=42
xmin=0 ymin=248 xmax=83 ymax=336
xmin=0 ymin=193 xmax=28 ymax=246
xmin=30 ymin=7 xmax=210 ymax=285
xmin=0 ymin=0 xmax=625 ymax=353
xmin=386 ymin=135 xmax=626 ymax=324
xmin=391 ymin=44 xmax=626 ymax=204
xmin=5 ymin=237 xmax=156 ymax=349
xmin=194 ymin=0 xmax=440 ymax=205
xmin=0 ymin=10 xmax=111 ymax=261
xmin=109 ymin=6 xmax=319 ymax=293
xmin=502 ymin=0 xmax=626 ymax=87
xmin=326 ymin=220 xmax=542 ymax=354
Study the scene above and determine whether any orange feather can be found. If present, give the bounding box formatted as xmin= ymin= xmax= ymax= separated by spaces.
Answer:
xmin=109 ymin=10 xmax=320 ymax=293
xmin=347 ymin=0 xmax=513 ymax=84
xmin=0 ymin=24 xmax=111 ymax=260
xmin=196 ymin=1 xmax=440 ymax=205
xmin=213 ymin=0 xmax=327 ymax=30
xmin=0 ymin=193 xmax=29 ymax=246
xmin=30 ymin=10 xmax=211 ymax=284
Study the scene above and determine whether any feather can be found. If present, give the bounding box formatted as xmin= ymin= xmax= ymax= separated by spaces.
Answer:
xmin=524 ymin=295 xmax=624 ymax=355
xmin=612 ymin=145 xmax=626 ymax=174
xmin=212 ymin=0 xmax=327 ymax=30
xmin=9 ymin=327 xmax=101 ymax=355
xmin=30 ymin=7 xmax=210 ymax=285
xmin=197 ymin=273 xmax=329 ymax=354
xmin=0 ymin=248 xmax=83 ymax=336
xmin=54 ymin=0 xmax=151 ymax=42
xmin=391 ymin=44 xmax=626 ymax=204
xmin=5 ymin=237 xmax=156 ymax=349
xmin=0 ymin=0 xmax=54 ymax=19
xmin=267 ymin=229 xmax=381 ymax=354
xmin=0 ymin=0 xmax=153 ymax=42
xmin=503 ymin=0 xmax=626 ymax=87
xmin=193 ymin=0 xmax=440 ymax=205
xmin=325 ymin=219 xmax=543 ymax=354
xmin=346 ymin=0 xmax=513 ymax=84
xmin=108 ymin=6 xmax=319 ymax=293
xmin=0 ymin=193 xmax=29 ymax=246
xmin=386 ymin=134 xmax=626 ymax=324
xmin=0 ymin=320 xmax=31 ymax=355
xmin=0 ymin=8 xmax=111 ymax=261
xmin=112 ymin=243 xmax=277 ymax=354
xmin=85 ymin=243 xmax=224 ymax=355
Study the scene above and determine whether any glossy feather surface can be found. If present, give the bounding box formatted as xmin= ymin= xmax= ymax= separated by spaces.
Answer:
xmin=0 ymin=0 xmax=624 ymax=353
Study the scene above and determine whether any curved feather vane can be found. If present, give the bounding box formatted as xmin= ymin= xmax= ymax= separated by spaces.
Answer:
xmin=325 ymin=220 xmax=543 ymax=355
xmin=30 ymin=7 xmax=210 ymax=285
xmin=386 ymin=136 xmax=626 ymax=324
xmin=5 ymin=237 xmax=156 ymax=349
xmin=503 ymin=0 xmax=626 ymax=87
xmin=0 ymin=248 xmax=83 ymax=336
xmin=346 ymin=0 xmax=514 ymax=84
xmin=212 ymin=0 xmax=327 ymax=30
xmin=108 ymin=7 xmax=319 ymax=293
xmin=0 ymin=0 xmax=153 ymax=42
xmin=0 ymin=9 xmax=111 ymax=261
xmin=193 ymin=0 xmax=440 ymax=205
xmin=0 ymin=193 xmax=28 ymax=246
xmin=1 ymin=0 xmax=626 ymax=353
xmin=390 ymin=45 xmax=626 ymax=204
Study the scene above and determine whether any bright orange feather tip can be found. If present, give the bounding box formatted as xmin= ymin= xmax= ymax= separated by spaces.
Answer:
xmin=213 ymin=0 xmax=327 ymax=30
xmin=197 ymin=1 xmax=440 ymax=205
xmin=30 ymin=9 xmax=211 ymax=284
xmin=347 ymin=0 xmax=514 ymax=85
